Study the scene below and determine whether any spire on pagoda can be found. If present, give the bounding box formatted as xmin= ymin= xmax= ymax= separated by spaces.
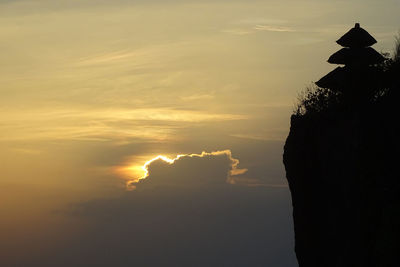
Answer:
xmin=316 ymin=23 xmax=385 ymax=91
xmin=336 ymin=23 xmax=376 ymax=48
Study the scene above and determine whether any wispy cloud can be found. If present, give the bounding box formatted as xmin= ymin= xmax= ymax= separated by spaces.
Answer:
xmin=221 ymin=28 xmax=254 ymax=35
xmin=234 ymin=18 xmax=290 ymax=26
xmin=0 ymin=108 xmax=247 ymax=141
xmin=76 ymin=51 xmax=139 ymax=66
xmin=223 ymin=18 xmax=295 ymax=35
xmin=253 ymin=25 xmax=295 ymax=32
xmin=179 ymin=94 xmax=214 ymax=101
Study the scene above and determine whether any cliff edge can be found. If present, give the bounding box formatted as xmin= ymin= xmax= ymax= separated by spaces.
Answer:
xmin=283 ymin=25 xmax=400 ymax=267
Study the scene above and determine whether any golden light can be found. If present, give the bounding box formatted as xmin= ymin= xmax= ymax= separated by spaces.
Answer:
xmin=116 ymin=154 xmax=182 ymax=183
xmin=140 ymin=155 xmax=180 ymax=179
xmin=116 ymin=150 xmax=248 ymax=190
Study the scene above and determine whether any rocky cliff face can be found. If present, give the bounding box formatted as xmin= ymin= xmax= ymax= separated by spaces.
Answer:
xmin=283 ymin=84 xmax=400 ymax=266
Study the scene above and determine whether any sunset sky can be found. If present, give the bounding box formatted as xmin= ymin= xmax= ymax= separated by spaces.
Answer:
xmin=1 ymin=0 xmax=399 ymax=266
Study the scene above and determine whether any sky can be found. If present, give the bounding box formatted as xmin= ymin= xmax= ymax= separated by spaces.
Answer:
xmin=0 ymin=0 xmax=399 ymax=266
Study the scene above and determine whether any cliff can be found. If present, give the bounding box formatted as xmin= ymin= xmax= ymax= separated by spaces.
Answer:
xmin=283 ymin=43 xmax=400 ymax=266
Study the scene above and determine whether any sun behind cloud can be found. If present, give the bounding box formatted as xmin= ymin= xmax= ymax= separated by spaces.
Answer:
xmin=140 ymin=155 xmax=181 ymax=179
xmin=119 ymin=150 xmax=248 ymax=190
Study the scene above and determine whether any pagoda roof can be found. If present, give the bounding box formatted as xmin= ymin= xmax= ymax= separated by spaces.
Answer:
xmin=315 ymin=67 xmax=347 ymax=90
xmin=327 ymin=47 xmax=385 ymax=65
xmin=336 ymin=23 xmax=377 ymax=48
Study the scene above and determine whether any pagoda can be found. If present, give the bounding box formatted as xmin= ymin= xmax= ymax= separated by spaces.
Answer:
xmin=316 ymin=23 xmax=385 ymax=97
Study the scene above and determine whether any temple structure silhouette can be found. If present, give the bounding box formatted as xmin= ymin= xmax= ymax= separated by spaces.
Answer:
xmin=315 ymin=23 xmax=385 ymax=98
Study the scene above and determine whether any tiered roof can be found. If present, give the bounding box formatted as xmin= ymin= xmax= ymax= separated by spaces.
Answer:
xmin=336 ymin=23 xmax=377 ymax=48
xmin=328 ymin=47 xmax=384 ymax=65
xmin=316 ymin=23 xmax=385 ymax=90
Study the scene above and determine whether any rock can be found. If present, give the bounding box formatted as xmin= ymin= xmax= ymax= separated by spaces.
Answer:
xmin=283 ymin=86 xmax=400 ymax=266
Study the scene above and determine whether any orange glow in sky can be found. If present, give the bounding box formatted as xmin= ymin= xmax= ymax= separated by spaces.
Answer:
xmin=1 ymin=0 xmax=398 ymax=264
xmin=139 ymin=155 xmax=182 ymax=179
xmin=118 ymin=150 xmax=248 ymax=190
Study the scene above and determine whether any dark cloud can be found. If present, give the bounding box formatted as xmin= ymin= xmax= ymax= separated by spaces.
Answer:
xmin=42 ymin=187 xmax=296 ymax=267
xmin=130 ymin=150 xmax=247 ymax=190
xmin=26 ymin=149 xmax=298 ymax=267
xmin=1 ymin=143 xmax=295 ymax=266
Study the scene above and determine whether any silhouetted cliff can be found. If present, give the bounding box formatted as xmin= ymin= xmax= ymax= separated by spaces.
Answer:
xmin=283 ymin=30 xmax=400 ymax=267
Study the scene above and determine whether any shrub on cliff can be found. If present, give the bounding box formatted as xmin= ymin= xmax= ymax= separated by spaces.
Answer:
xmin=295 ymin=36 xmax=400 ymax=117
xmin=294 ymin=85 xmax=341 ymax=116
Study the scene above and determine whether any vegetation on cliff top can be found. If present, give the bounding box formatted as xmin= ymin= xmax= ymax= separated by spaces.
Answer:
xmin=294 ymin=36 xmax=400 ymax=116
